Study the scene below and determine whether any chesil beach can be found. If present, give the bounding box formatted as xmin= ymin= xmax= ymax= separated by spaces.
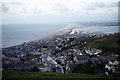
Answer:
xmin=29 ymin=25 xmax=75 ymax=42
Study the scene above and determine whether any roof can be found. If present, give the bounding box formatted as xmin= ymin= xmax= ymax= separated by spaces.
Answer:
xmin=99 ymin=54 xmax=118 ymax=61
xmin=76 ymin=56 xmax=89 ymax=60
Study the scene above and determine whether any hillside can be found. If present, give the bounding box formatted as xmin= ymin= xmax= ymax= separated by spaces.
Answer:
xmin=83 ymin=33 xmax=120 ymax=56
xmin=2 ymin=70 xmax=108 ymax=79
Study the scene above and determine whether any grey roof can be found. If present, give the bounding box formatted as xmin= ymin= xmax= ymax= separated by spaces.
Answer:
xmin=99 ymin=54 xmax=118 ymax=61
xmin=77 ymin=56 xmax=89 ymax=60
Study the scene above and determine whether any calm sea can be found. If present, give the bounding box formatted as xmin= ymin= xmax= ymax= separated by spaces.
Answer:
xmin=78 ymin=26 xmax=118 ymax=34
xmin=2 ymin=24 xmax=118 ymax=48
xmin=2 ymin=24 xmax=67 ymax=48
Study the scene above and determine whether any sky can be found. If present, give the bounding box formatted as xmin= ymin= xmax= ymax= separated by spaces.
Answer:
xmin=2 ymin=0 xmax=119 ymax=24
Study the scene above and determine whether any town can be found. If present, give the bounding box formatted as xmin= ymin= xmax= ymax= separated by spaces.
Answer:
xmin=2 ymin=26 xmax=120 ymax=77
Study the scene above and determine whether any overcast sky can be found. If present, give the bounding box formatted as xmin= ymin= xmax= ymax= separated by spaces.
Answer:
xmin=2 ymin=0 xmax=119 ymax=24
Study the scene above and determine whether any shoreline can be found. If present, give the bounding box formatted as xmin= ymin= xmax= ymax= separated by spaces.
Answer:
xmin=2 ymin=25 xmax=76 ymax=48
xmin=2 ymin=25 xmax=118 ymax=48
xmin=28 ymin=25 xmax=76 ymax=42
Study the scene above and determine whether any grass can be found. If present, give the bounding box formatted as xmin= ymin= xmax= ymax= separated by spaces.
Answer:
xmin=26 ymin=55 xmax=39 ymax=59
xmin=2 ymin=70 xmax=108 ymax=79
xmin=56 ymin=35 xmax=64 ymax=38
xmin=67 ymin=34 xmax=86 ymax=38
xmin=83 ymin=33 xmax=120 ymax=56
xmin=56 ymin=34 xmax=86 ymax=38
xmin=56 ymin=33 xmax=120 ymax=56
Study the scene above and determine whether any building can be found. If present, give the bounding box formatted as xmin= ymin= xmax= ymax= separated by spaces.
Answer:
xmin=76 ymin=56 xmax=89 ymax=64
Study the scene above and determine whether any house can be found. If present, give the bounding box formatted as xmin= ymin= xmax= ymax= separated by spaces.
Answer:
xmin=55 ymin=65 xmax=64 ymax=73
xmin=20 ymin=53 xmax=26 ymax=57
xmin=90 ymin=57 xmax=99 ymax=63
xmin=105 ymin=60 xmax=120 ymax=76
xmin=99 ymin=54 xmax=118 ymax=62
xmin=76 ymin=56 xmax=89 ymax=64
xmin=3 ymin=60 xmax=11 ymax=64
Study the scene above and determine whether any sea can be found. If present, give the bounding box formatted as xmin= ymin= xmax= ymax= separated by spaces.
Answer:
xmin=2 ymin=24 xmax=118 ymax=48
xmin=78 ymin=26 xmax=118 ymax=34
xmin=2 ymin=24 xmax=67 ymax=48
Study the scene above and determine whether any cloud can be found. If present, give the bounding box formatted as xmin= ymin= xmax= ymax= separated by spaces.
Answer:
xmin=2 ymin=3 xmax=9 ymax=13
xmin=32 ymin=9 xmax=43 ymax=14
xmin=91 ymin=2 xmax=106 ymax=8
xmin=53 ymin=3 xmax=69 ymax=13
xmin=2 ymin=1 xmax=118 ymax=15
xmin=2 ymin=2 xmax=28 ymax=15
xmin=8 ymin=2 xmax=22 ymax=6
xmin=2 ymin=0 xmax=118 ymax=24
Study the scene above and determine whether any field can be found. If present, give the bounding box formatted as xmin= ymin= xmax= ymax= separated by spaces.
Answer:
xmin=2 ymin=70 xmax=109 ymax=80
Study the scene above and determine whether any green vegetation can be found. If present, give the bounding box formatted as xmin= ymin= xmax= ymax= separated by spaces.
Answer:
xmin=56 ymin=33 xmax=120 ymax=56
xmin=83 ymin=33 xmax=120 ymax=56
xmin=56 ymin=35 xmax=64 ymax=38
xmin=3 ymin=70 xmax=107 ymax=79
xmin=26 ymin=55 xmax=39 ymax=59
xmin=67 ymin=34 xmax=86 ymax=38
xmin=56 ymin=34 xmax=85 ymax=38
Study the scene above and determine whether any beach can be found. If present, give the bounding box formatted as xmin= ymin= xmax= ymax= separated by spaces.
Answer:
xmin=2 ymin=24 xmax=118 ymax=48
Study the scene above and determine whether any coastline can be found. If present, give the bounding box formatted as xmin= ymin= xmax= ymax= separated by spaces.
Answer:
xmin=2 ymin=25 xmax=118 ymax=48
xmin=27 ymin=25 xmax=75 ymax=43
xmin=3 ymin=25 xmax=76 ymax=48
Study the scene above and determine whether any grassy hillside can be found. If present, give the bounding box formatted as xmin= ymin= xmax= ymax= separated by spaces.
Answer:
xmin=2 ymin=70 xmax=108 ymax=79
xmin=83 ymin=33 xmax=120 ymax=56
